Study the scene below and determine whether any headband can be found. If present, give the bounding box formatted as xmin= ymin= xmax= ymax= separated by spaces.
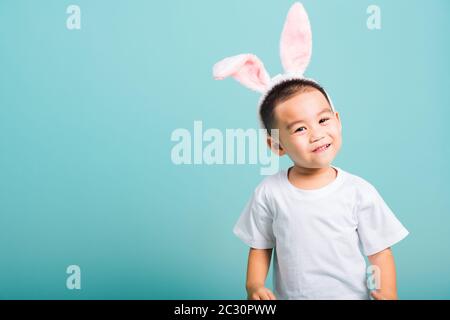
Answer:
xmin=212 ymin=2 xmax=335 ymax=129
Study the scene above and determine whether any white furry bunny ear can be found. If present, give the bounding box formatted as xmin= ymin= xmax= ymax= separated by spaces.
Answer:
xmin=213 ymin=54 xmax=271 ymax=93
xmin=280 ymin=2 xmax=312 ymax=75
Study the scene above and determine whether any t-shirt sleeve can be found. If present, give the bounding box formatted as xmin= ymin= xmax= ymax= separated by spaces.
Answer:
xmin=233 ymin=183 xmax=276 ymax=249
xmin=355 ymin=180 xmax=409 ymax=256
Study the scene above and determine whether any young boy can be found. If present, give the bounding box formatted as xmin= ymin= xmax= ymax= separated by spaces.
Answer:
xmin=233 ymin=79 xmax=409 ymax=300
xmin=212 ymin=2 xmax=409 ymax=300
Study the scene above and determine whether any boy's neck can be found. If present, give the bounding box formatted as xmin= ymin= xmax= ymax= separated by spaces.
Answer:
xmin=288 ymin=165 xmax=337 ymax=190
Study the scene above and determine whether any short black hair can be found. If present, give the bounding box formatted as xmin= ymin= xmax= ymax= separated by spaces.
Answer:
xmin=259 ymin=79 xmax=331 ymax=136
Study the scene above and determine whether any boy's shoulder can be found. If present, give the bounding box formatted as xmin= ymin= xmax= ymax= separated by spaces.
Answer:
xmin=248 ymin=170 xmax=285 ymax=207
xmin=253 ymin=170 xmax=285 ymax=193
xmin=341 ymin=168 xmax=382 ymax=200
xmin=342 ymin=169 xmax=373 ymax=188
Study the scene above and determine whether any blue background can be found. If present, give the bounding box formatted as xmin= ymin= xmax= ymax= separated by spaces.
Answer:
xmin=0 ymin=0 xmax=449 ymax=299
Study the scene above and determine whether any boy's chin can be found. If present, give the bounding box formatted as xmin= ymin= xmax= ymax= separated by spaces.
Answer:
xmin=289 ymin=153 xmax=337 ymax=169
xmin=292 ymin=161 xmax=334 ymax=170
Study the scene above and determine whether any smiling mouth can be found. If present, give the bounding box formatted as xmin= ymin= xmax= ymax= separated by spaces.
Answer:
xmin=312 ymin=143 xmax=331 ymax=153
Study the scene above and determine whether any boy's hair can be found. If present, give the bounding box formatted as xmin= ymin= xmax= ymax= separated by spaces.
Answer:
xmin=259 ymin=79 xmax=331 ymax=136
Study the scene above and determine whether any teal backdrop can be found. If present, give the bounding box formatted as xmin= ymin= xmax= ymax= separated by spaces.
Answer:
xmin=0 ymin=0 xmax=449 ymax=299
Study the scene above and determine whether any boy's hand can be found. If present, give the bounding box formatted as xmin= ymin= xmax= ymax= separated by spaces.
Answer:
xmin=371 ymin=290 xmax=398 ymax=300
xmin=247 ymin=285 xmax=277 ymax=300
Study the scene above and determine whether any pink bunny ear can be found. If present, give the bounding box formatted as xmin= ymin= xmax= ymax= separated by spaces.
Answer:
xmin=280 ymin=2 xmax=312 ymax=75
xmin=213 ymin=54 xmax=270 ymax=93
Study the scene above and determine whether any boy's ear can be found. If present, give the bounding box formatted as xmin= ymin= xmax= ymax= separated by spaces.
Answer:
xmin=334 ymin=111 xmax=342 ymax=133
xmin=267 ymin=136 xmax=286 ymax=156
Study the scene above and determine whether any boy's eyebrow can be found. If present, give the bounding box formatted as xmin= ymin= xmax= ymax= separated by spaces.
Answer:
xmin=286 ymin=108 xmax=333 ymax=130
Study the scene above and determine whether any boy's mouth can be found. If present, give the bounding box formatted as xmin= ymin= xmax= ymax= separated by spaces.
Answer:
xmin=312 ymin=143 xmax=331 ymax=153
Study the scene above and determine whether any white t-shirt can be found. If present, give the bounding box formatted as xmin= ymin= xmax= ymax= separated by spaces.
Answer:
xmin=233 ymin=165 xmax=409 ymax=300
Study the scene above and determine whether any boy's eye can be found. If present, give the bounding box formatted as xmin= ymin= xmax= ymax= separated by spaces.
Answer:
xmin=294 ymin=118 xmax=330 ymax=133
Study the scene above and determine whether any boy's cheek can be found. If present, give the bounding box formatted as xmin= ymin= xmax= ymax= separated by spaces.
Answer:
xmin=287 ymin=145 xmax=310 ymax=162
xmin=332 ymin=138 xmax=343 ymax=154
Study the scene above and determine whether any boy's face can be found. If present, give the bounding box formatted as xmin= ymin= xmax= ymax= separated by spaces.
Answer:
xmin=268 ymin=89 xmax=342 ymax=169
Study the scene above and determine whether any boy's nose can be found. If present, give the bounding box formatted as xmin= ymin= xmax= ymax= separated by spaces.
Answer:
xmin=311 ymin=137 xmax=325 ymax=145
xmin=310 ymin=129 xmax=325 ymax=143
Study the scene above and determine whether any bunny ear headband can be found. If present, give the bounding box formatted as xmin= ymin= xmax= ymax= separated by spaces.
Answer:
xmin=212 ymin=2 xmax=335 ymax=129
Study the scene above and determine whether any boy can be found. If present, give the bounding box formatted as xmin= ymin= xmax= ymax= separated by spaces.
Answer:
xmin=234 ymin=79 xmax=408 ymax=300
xmin=212 ymin=2 xmax=409 ymax=299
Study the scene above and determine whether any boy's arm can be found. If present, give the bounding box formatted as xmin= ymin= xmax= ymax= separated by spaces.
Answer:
xmin=367 ymin=247 xmax=398 ymax=300
xmin=246 ymin=248 xmax=276 ymax=300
